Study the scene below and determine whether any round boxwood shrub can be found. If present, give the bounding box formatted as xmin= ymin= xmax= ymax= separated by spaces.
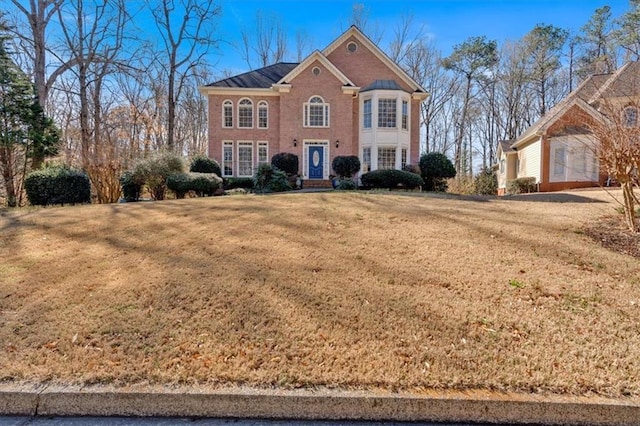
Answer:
xmin=271 ymin=152 xmax=299 ymax=176
xmin=360 ymin=169 xmax=424 ymax=190
xmin=332 ymin=155 xmax=361 ymax=178
xmin=120 ymin=171 xmax=142 ymax=202
xmin=419 ymin=152 xmax=456 ymax=192
xmin=167 ymin=172 xmax=223 ymax=198
xmin=25 ymin=165 xmax=91 ymax=206
xmin=335 ymin=178 xmax=358 ymax=190
xmin=189 ymin=155 xmax=221 ymax=176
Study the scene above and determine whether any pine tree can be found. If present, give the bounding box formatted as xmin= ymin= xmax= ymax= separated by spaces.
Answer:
xmin=0 ymin=21 xmax=59 ymax=207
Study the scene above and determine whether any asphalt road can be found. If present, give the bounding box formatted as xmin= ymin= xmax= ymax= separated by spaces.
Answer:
xmin=0 ymin=417 xmax=510 ymax=425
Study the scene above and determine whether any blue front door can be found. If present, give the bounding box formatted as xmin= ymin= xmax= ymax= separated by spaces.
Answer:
xmin=308 ymin=146 xmax=324 ymax=179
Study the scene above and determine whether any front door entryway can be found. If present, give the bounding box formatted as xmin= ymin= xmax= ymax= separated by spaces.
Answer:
xmin=308 ymin=146 xmax=324 ymax=179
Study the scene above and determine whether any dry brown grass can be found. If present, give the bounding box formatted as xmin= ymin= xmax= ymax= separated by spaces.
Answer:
xmin=1 ymin=188 xmax=639 ymax=399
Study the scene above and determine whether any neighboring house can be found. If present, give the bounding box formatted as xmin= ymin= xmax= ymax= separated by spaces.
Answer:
xmin=199 ymin=26 xmax=428 ymax=186
xmin=496 ymin=60 xmax=640 ymax=195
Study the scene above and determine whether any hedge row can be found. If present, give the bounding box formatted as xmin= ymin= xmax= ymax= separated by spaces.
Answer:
xmin=25 ymin=166 xmax=91 ymax=206
xmin=360 ymin=169 xmax=424 ymax=190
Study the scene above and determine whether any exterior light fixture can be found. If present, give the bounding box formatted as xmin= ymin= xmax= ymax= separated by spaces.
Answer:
xmin=293 ymin=138 xmax=297 ymax=147
xmin=335 ymin=139 xmax=339 ymax=148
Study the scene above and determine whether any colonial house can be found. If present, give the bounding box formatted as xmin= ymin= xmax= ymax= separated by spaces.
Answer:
xmin=199 ymin=26 xmax=428 ymax=186
xmin=496 ymin=60 xmax=640 ymax=195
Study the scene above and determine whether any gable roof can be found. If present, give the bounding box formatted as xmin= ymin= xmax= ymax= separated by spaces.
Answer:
xmin=205 ymin=63 xmax=298 ymax=89
xmin=589 ymin=60 xmax=640 ymax=101
xmin=322 ymin=25 xmax=427 ymax=95
xmin=276 ymin=50 xmax=356 ymax=87
xmin=510 ymin=60 xmax=640 ymax=149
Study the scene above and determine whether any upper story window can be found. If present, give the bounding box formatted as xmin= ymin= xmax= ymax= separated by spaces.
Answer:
xmin=238 ymin=98 xmax=253 ymax=128
xmin=258 ymin=101 xmax=268 ymax=129
xmin=401 ymin=100 xmax=408 ymax=130
xmin=222 ymin=100 xmax=233 ymax=128
xmin=378 ymin=98 xmax=397 ymax=128
xmin=624 ymin=106 xmax=637 ymax=127
xmin=304 ymin=96 xmax=329 ymax=128
xmin=363 ymin=99 xmax=372 ymax=129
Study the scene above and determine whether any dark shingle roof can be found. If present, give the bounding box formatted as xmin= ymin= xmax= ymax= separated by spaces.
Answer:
xmin=206 ymin=63 xmax=299 ymax=89
xmin=360 ymin=79 xmax=405 ymax=92
xmin=499 ymin=140 xmax=516 ymax=154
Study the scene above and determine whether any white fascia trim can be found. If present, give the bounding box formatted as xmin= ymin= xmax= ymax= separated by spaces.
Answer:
xmin=276 ymin=50 xmax=356 ymax=87
xmin=342 ymin=86 xmax=360 ymax=95
xmin=272 ymin=84 xmax=292 ymax=93
xmin=198 ymin=86 xmax=280 ymax=97
xmin=322 ymin=26 xmax=428 ymax=95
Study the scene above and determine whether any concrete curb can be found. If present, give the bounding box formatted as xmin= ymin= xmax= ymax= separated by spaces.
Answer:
xmin=1 ymin=384 xmax=640 ymax=425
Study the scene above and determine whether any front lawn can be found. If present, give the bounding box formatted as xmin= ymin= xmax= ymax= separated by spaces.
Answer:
xmin=1 ymin=189 xmax=638 ymax=399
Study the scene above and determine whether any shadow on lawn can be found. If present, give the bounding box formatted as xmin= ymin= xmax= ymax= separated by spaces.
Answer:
xmin=501 ymin=192 xmax=606 ymax=203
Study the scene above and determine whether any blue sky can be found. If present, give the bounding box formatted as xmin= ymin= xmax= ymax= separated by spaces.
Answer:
xmin=213 ymin=0 xmax=630 ymax=74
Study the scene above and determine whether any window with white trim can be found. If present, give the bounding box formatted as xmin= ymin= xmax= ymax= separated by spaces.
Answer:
xmin=624 ymin=106 xmax=637 ymax=127
xmin=362 ymin=147 xmax=371 ymax=172
xmin=500 ymin=159 xmax=505 ymax=173
xmin=401 ymin=100 xmax=408 ymax=130
xmin=378 ymin=147 xmax=396 ymax=170
xmin=238 ymin=99 xmax=253 ymax=128
xmin=401 ymin=148 xmax=407 ymax=169
xmin=304 ymin=96 xmax=329 ymax=127
xmin=378 ymin=98 xmax=397 ymax=128
xmin=258 ymin=101 xmax=268 ymax=129
xmin=223 ymin=100 xmax=233 ymax=128
xmin=554 ymin=147 xmax=565 ymax=175
xmin=258 ymin=141 xmax=269 ymax=166
xmin=237 ymin=142 xmax=253 ymax=177
xmin=363 ymin=99 xmax=372 ymax=129
xmin=223 ymin=141 xmax=233 ymax=176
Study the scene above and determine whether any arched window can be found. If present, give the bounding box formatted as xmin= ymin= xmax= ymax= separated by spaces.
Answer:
xmin=304 ymin=96 xmax=329 ymax=127
xmin=258 ymin=101 xmax=268 ymax=129
xmin=238 ymin=98 xmax=253 ymax=128
xmin=624 ymin=106 xmax=637 ymax=127
xmin=222 ymin=100 xmax=233 ymax=128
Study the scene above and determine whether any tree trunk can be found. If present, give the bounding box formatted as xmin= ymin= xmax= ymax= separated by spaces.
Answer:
xmin=622 ymin=181 xmax=639 ymax=232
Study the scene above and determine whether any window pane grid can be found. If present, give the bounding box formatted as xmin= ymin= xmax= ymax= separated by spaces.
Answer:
xmin=238 ymin=143 xmax=253 ymax=176
xmin=401 ymin=148 xmax=407 ymax=169
xmin=362 ymin=147 xmax=371 ymax=172
xmin=304 ymin=97 xmax=329 ymax=127
xmin=258 ymin=143 xmax=268 ymax=165
xmin=402 ymin=101 xmax=408 ymax=130
xmin=223 ymin=143 xmax=233 ymax=176
xmin=378 ymin=99 xmax=397 ymax=128
xmin=378 ymin=148 xmax=396 ymax=170
xmin=238 ymin=100 xmax=253 ymax=128
xmin=363 ymin=99 xmax=372 ymax=129
xmin=258 ymin=103 xmax=268 ymax=128
xmin=223 ymin=103 xmax=233 ymax=128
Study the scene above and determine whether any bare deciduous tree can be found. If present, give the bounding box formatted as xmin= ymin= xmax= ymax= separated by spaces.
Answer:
xmin=148 ymin=0 xmax=220 ymax=151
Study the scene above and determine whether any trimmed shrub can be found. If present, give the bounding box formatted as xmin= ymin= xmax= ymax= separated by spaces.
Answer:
xmin=167 ymin=172 xmax=223 ymax=198
xmin=132 ymin=152 xmax=184 ymax=200
xmin=335 ymin=178 xmax=358 ymax=190
xmin=120 ymin=171 xmax=142 ymax=202
xmin=360 ymin=169 xmax=424 ymax=190
xmin=189 ymin=155 xmax=221 ymax=176
xmin=25 ymin=165 xmax=91 ymax=206
xmin=474 ymin=167 xmax=498 ymax=195
xmin=332 ymin=155 xmax=361 ymax=178
xmin=271 ymin=152 xmax=299 ymax=176
xmin=419 ymin=152 xmax=456 ymax=191
xmin=253 ymin=164 xmax=291 ymax=193
xmin=507 ymin=177 xmax=537 ymax=194
xmin=223 ymin=177 xmax=254 ymax=190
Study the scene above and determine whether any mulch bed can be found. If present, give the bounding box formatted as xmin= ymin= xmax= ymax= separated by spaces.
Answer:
xmin=584 ymin=216 xmax=640 ymax=258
